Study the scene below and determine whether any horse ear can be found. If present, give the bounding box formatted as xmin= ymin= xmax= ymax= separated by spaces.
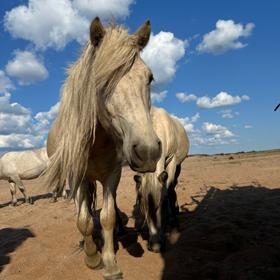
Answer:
xmin=133 ymin=20 xmax=151 ymax=50
xmin=158 ymin=171 xmax=168 ymax=184
xmin=90 ymin=17 xmax=105 ymax=47
xmin=134 ymin=175 xmax=142 ymax=184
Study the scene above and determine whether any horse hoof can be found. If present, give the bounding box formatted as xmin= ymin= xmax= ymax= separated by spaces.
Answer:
xmin=104 ymin=271 xmax=123 ymax=280
xmin=50 ymin=198 xmax=57 ymax=203
xmin=27 ymin=198 xmax=33 ymax=204
xmin=84 ymin=253 xmax=103 ymax=270
xmin=10 ymin=202 xmax=17 ymax=207
xmin=147 ymin=242 xmax=161 ymax=253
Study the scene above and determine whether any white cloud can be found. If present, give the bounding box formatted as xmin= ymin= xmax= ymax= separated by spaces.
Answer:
xmin=0 ymin=93 xmax=31 ymax=116
xmin=202 ymin=122 xmax=234 ymax=138
xmin=176 ymin=92 xmax=197 ymax=103
xmin=4 ymin=0 xmax=134 ymax=50
xmin=6 ymin=51 xmax=48 ymax=85
xmin=0 ymin=94 xmax=58 ymax=149
xmin=244 ymin=124 xmax=252 ymax=129
xmin=72 ymin=0 xmax=134 ymax=20
xmin=197 ymin=19 xmax=255 ymax=55
xmin=197 ymin=91 xmax=249 ymax=108
xmin=191 ymin=122 xmax=236 ymax=146
xmin=151 ymin=91 xmax=167 ymax=103
xmin=0 ymin=113 xmax=32 ymax=135
xmin=0 ymin=70 xmax=14 ymax=94
xmin=141 ymin=32 xmax=187 ymax=86
xmin=34 ymin=102 xmax=60 ymax=133
xmin=219 ymin=109 xmax=239 ymax=119
xmin=171 ymin=111 xmax=237 ymax=147
xmin=172 ymin=113 xmax=200 ymax=133
xmin=0 ymin=93 xmax=34 ymax=147
xmin=193 ymin=135 xmax=237 ymax=146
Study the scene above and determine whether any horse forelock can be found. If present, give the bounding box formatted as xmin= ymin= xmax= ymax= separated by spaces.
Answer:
xmin=46 ymin=25 xmax=140 ymax=195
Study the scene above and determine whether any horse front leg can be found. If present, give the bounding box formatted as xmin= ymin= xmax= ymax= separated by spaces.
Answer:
xmin=76 ymin=181 xmax=102 ymax=269
xmin=11 ymin=176 xmax=33 ymax=204
xmin=100 ymin=167 xmax=123 ymax=280
xmin=8 ymin=181 xmax=17 ymax=206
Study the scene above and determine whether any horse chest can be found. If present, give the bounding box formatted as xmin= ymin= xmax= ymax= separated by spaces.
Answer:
xmin=86 ymin=145 xmax=119 ymax=180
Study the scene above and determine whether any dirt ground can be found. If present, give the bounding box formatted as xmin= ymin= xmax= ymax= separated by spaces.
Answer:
xmin=1 ymin=150 xmax=280 ymax=280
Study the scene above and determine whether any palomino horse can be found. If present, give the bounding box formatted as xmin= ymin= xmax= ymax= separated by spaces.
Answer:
xmin=46 ymin=18 xmax=161 ymax=279
xmin=134 ymin=107 xmax=189 ymax=252
xmin=0 ymin=147 xmax=49 ymax=205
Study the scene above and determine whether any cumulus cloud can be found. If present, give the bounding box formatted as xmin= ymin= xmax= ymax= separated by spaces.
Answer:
xmin=197 ymin=19 xmax=255 ymax=55
xmin=141 ymin=32 xmax=187 ymax=86
xmin=176 ymin=92 xmax=197 ymax=103
xmin=4 ymin=0 xmax=134 ymax=50
xmin=197 ymin=91 xmax=249 ymax=108
xmin=72 ymin=0 xmax=134 ymax=20
xmin=0 ymin=113 xmax=32 ymax=135
xmin=151 ymin=91 xmax=167 ymax=103
xmin=34 ymin=102 xmax=60 ymax=133
xmin=202 ymin=122 xmax=234 ymax=138
xmin=171 ymin=112 xmax=200 ymax=133
xmin=0 ymin=93 xmax=33 ymax=146
xmin=6 ymin=51 xmax=48 ymax=85
xmin=0 ymin=94 xmax=31 ymax=116
xmin=168 ymin=111 xmax=237 ymax=147
xmin=0 ymin=70 xmax=14 ymax=93
xmin=193 ymin=135 xmax=237 ymax=146
xmin=0 ymin=95 xmax=58 ymax=149
xmin=0 ymin=134 xmax=40 ymax=149
xmin=190 ymin=122 xmax=236 ymax=146
xmin=219 ymin=109 xmax=239 ymax=119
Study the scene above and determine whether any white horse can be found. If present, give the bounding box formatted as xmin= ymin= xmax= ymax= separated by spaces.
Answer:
xmin=134 ymin=107 xmax=189 ymax=252
xmin=0 ymin=147 xmax=49 ymax=206
xmin=46 ymin=18 xmax=161 ymax=280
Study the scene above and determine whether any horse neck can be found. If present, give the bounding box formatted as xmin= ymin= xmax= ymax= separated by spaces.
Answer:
xmin=39 ymin=148 xmax=49 ymax=162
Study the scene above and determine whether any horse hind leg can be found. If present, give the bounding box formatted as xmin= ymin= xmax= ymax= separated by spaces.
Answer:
xmin=166 ymin=161 xmax=181 ymax=228
xmin=76 ymin=181 xmax=102 ymax=270
xmin=9 ymin=181 xmax=17 ymax=206
xmin=50 ymin=191 xmax=58 ymax=203
xmin=172 ymin=164 xmax=181 ymax=215
xmin=114 ymin=201 xmax=126 ymax=237
xmin=12 ymin=176 xmax=33 ymax=204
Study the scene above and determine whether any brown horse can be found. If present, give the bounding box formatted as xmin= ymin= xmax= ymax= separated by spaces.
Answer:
xmin=45 ymin=18 xmax=161 ymax=279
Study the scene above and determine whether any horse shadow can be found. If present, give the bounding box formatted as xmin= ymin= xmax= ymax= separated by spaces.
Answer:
xmin=0 ymin=227 xmax=35 ymax=273
xmin=161 ymin=185 xmax=280 ymax=280
xmin=0 ymin=192 xmax=55 ymax=209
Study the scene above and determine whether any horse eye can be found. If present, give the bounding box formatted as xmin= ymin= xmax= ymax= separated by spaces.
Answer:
xmin=148 ymin=74 xmax=154 ymax=84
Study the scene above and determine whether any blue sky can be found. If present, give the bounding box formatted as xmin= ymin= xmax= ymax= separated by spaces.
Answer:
xmin=0 ymin=0 xmax=279 ymax=154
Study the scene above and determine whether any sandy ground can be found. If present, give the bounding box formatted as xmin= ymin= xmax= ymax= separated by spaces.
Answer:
xmin=0 ymin=150 xmax=280 ymax=280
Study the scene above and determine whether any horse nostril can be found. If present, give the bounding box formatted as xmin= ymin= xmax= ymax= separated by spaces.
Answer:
xmin=132 ymin=143 xmax=142 ymax=161
xmin=157 ymin=140 xmax=162 ymax=148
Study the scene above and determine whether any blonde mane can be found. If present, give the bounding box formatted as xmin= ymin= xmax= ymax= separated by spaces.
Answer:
xmin=46 ymin=26 xmax=140 ymax=195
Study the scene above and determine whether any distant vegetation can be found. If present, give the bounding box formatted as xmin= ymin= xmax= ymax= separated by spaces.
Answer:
xmin=189 ymin=148 xmax=280 ymax=157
